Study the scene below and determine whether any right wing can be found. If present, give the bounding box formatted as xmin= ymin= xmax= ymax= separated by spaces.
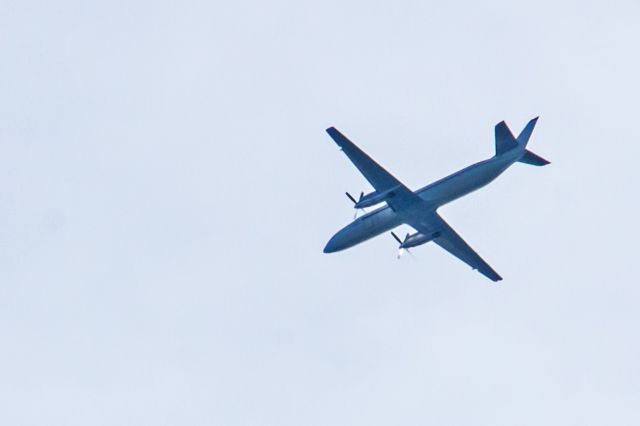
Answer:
xmin=408 ymin=212 xmax=502 ymax=282
xmin=326 ymin=127 xmax=421 ymax=212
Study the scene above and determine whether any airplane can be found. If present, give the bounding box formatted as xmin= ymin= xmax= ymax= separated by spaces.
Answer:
xmin=322 ymin=117 xmax=549 ymax=282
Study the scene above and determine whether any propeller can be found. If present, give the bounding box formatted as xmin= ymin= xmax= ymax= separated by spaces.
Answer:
xmin=346 ymin=191 xmax=366 ymax=219
xmin=391 ymin=232 xmax=415 ymax=259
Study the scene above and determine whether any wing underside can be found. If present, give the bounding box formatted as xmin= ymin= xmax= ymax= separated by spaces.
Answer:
xmin=325 ymin=127 xmax=420 ymax=211
xmin=408 ymin=213 xmax=502 ymax=282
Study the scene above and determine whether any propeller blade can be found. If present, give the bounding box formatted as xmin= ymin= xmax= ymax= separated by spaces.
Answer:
xmin=397 ymin=247 xmax=416 ymax=260
xmin=391 ymin=232 xmax=403 ymax=245
xmin=347 ymin=192 xmax=367 ymax=220
xmin=345 ymin=192 xmax=357 ymax=204
xmin=354 ymin=208 xmax=367 ymax=219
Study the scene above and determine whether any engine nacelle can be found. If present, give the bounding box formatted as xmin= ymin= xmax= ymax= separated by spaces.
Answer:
xmin=354 ymin=185 xmax=401 ymax=209
xmin=400 ymin=231 xmax=441 ymax=249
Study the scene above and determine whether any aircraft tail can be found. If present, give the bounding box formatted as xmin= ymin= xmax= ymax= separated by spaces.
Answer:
xmin=519 ymin=149 xmax=550 ymax=166
xmin=495 ymin=116 xmax=549 ymax=166
xmin=515 ymin=116 xmax=549 ymax=166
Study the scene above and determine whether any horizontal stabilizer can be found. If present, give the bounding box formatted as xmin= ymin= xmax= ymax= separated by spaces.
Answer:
xmin=519 ymin=149 xmax=550 ymax=166
xmin=494 ymin=121 xmax=518 ymax=155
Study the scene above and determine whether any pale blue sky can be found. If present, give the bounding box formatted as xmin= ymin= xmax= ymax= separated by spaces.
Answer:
xmin=1 ymin=1 xmax=639 ymax=425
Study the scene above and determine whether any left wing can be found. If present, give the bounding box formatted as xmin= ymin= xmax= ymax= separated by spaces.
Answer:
xmin=408 ymin=212 xmax=502 ymax=282
xmin=326 ymin=127 xmax=420 ymax=211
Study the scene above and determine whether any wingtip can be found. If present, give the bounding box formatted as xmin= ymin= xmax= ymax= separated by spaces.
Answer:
xmin=488 ymin=271 xmax=503 ymax=282
xmin=325 ymin=127 xmax=350 ymax=149
xmin=482 ymin=268 xmax=503 ymax=282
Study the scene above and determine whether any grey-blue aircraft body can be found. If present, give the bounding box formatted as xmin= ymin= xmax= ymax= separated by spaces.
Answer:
xmin=323 ymin=118 xmax=549 ymax=282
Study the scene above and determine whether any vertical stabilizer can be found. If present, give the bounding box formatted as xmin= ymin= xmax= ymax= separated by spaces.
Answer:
xmin=516 ymin=117 xmax=549 ymax=166
xmin=516 ymin=116 xmax=539 ymax=147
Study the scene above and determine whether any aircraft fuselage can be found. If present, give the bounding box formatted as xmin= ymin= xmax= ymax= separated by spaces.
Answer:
xmin=324 ymin=147 xmax=523 ymax=253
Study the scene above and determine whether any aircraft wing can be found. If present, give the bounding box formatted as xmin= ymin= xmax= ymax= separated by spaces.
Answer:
xmin=408 ymin=213 xmax=503 ymax=282
xmin=326 ymin=127 xmax=420 ymax=211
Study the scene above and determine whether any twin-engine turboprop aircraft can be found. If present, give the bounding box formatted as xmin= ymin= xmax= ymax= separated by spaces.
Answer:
xmin=323 ymin=118 xmax=549 ymax=282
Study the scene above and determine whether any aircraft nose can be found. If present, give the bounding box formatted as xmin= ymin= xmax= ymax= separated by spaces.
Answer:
xmin=323 ymin=234 xmax=343 ymax=253
xmin=323 ymin=239 xmax=338 ymax=253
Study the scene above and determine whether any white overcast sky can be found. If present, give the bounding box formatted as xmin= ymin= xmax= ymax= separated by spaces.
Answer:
xmin=1 ymin=1 xmax=639 ymax=425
